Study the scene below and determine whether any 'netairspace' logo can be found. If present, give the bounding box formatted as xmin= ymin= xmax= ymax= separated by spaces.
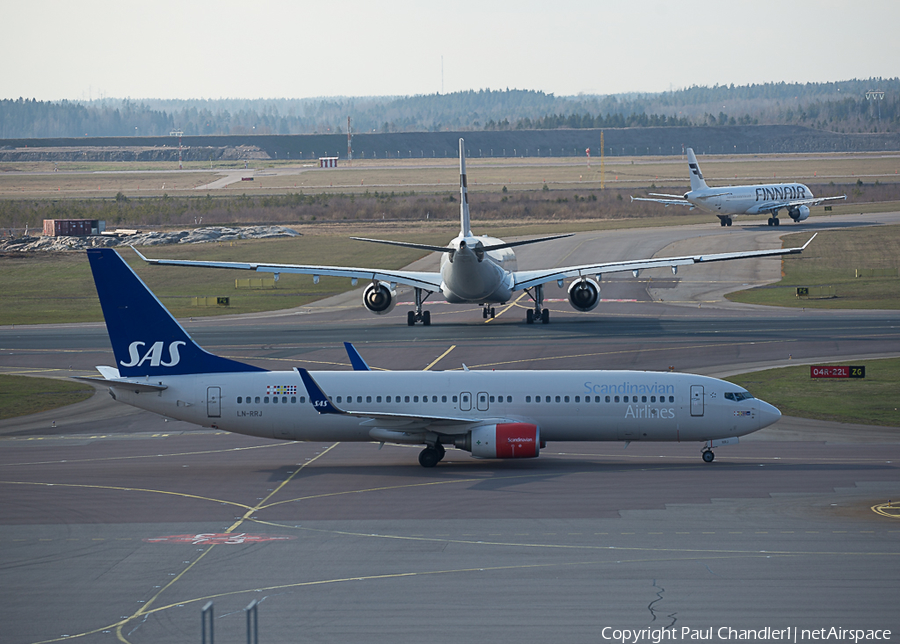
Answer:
xmin=600 ymin=627 xmax=892 ymax=643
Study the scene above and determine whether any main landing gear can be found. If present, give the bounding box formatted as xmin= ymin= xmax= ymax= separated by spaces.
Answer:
xmin=767 ymin=216 xmax=781 ymax=226
xmin=525 ymin=284 xmax=550 ymax=324
xmin=418 ymin=441 xmax=445 ymax=467
xmin=407 ymin=288 xmax=433 ymax=326
xmin=718 ymin=216 xmax=733 ymax=227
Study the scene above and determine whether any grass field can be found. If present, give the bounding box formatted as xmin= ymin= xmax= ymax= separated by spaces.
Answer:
xmin=726 ymin=224 xmax=900 ymax=309
xmin=0 ymin=374 xmax=94 ymax=420
xmin=727 ymin=358 xmax=900 ymax=427
xmin=1 ymin=151 xmax=898 ymax=200
xmin=3 ymin=216 xmax=899 ymax=325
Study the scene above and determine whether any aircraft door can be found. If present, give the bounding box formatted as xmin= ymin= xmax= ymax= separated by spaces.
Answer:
xmin=207 ymin=386 xmax=221 ymax=418
xmin=690 ymin=385 xmax=704 ymax=417
xmin=476 ymin=392 xmax=489 ymax=412
xmin=460 ymin=392 xmax=472 ymax=411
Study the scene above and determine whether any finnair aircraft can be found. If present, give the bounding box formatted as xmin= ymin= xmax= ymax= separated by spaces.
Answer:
xmin=134 ymin=139 xmax=815 ymax=326
xmin=632 ymin=148 xmax=846 ymax=227
xmin=82 ymin=248 xmax=781 ymax=467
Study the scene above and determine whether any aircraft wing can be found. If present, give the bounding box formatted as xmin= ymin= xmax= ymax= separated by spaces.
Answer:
xmin=753 ymin=195 xmax=847 ymax=214
xmin=130 ymin=246 xmax=443 ymax=291
xmin=512 ymin=233 xmax=816 ymax=291
xmin=295 ymin=368 xmax=503 ymax=435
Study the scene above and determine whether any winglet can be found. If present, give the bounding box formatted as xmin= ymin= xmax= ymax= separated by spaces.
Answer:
xmin=343 ymin=342 xmax=371 ymax=371
xmin=129 ymin=245 xmax=151 ymax=262
xmin=294 ymin=368 xmax=345 ymax=415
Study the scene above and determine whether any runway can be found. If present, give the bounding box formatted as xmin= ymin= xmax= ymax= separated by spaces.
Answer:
xmin=1 ymin=214 xmax=899 ymax=643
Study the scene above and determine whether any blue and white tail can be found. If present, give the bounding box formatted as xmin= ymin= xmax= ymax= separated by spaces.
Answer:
xmin=458 ymin=138 xmax=472 ymax=237
xmin=686 ymin=148 xmax=709 ymax=192
xmin=86 ymin=248 xmax=263 ymax=377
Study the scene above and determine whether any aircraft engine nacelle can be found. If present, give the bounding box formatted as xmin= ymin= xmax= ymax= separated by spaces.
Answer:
xmin=454 ymin=423 xmax=541 ymax=459
xmin=362 ymin=282 xmax=397 ymax=315
xmin=567 ymin=277 xmax=601 ymax=312
xmin=790 ymin=205 xmax=810 ymax=222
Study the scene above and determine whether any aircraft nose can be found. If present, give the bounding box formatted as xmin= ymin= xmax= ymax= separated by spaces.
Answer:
xmin=757 ymin=399 xmax=782 ymax=429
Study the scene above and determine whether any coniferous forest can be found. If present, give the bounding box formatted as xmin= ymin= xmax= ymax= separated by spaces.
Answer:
xmin=2 ymin=79 xmax=897 ymax=140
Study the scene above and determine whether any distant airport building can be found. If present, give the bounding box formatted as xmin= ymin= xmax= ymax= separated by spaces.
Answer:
xmin=43 ymin=219 xmax=105 ymax=236
xmin=318 ymin=156 xmax=338 ymax=168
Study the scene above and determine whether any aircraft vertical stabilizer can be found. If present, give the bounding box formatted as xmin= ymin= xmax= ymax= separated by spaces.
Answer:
xmin=458 ymin=138 xmax=472 ymax=237
xmin=86 ymin=248 xmax=264 ymax=377
xmin=687 ymin=148 xmax=709 ymax=192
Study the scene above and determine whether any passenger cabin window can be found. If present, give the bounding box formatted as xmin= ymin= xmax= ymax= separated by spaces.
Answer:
xmin=526 ymin=396 xmax=532 ymax=403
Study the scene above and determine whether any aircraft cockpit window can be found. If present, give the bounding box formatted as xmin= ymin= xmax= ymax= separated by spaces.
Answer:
xmin=725 ymin=392 xmax=755 ymax=401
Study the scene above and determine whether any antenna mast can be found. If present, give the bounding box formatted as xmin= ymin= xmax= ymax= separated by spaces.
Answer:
xmin=347 ymin=116 xmax=352 ymax=165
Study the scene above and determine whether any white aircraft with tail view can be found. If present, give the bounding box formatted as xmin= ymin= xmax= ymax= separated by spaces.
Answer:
xmin=135 ymin=139 xmax=816 ymax=325
xmin=81 ymin=248 xmax=782 ymax=467
xmin=632 ymin=148 xmax=846 ymax=227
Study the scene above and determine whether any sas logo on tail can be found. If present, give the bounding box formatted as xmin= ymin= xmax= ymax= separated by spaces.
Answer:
xmin=120 ymin=341 xmax=187 ymax=368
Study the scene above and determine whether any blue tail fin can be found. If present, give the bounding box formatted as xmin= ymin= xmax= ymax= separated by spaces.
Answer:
xmin=87 ymin=248 xmax=264 ymax=377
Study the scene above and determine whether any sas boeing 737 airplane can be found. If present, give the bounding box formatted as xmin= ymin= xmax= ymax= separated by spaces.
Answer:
xmin=632 ymin=148 xmax=846 ymax=227
xmin=81 ymin=247 xmax=782 ymax=467
xmin=134 ymin=139 xmax=815 ymax=325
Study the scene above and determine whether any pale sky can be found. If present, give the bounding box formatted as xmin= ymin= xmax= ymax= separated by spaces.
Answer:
xmin=4 ymin=0 xmax=898 ymax=101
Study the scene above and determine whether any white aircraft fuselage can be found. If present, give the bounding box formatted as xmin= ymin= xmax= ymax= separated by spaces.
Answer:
xmin=687 ymin=182 xmax=813 ymax=216
xmin=439 ymin=235 xmax=516 ymax=303
xmin=109 ymin=369 xmax=777 ymax=446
